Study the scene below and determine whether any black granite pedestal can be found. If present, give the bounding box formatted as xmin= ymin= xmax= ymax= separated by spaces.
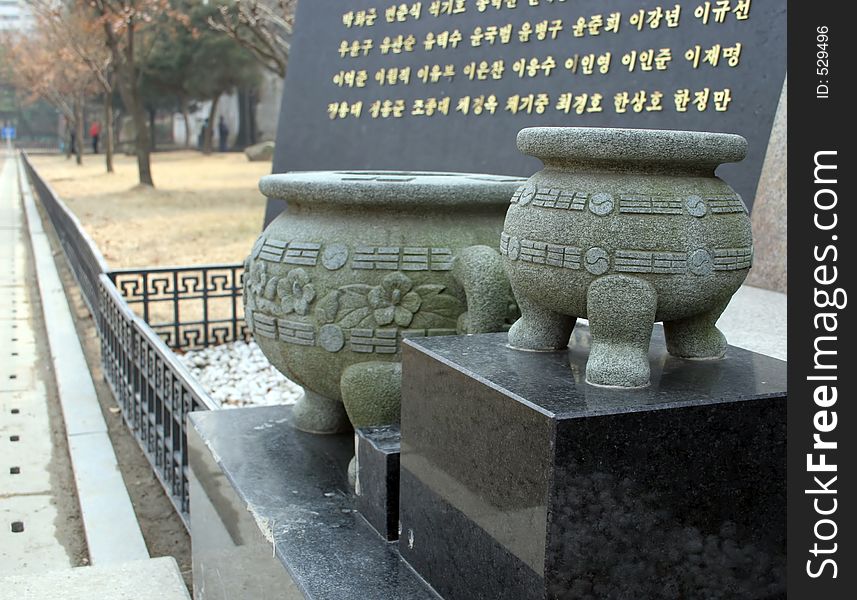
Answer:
xmin=188 ymin=406 xmax=437 ymax=600
xmin=355 ymin=426 xmax=401 ymax=541
xmin=399 ymin=328 xmax=787 ymax=600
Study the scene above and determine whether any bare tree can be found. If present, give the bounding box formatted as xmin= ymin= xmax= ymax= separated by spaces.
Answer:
xmin=28 ymin=0 xmax=116 ymax=172
xmin=207 ymin=0 xmax=295 ymax=78
xmin=2 ymin=12 xmax=98 ymax=165
xmin=89 ymin=0 xmax=179 ymax=186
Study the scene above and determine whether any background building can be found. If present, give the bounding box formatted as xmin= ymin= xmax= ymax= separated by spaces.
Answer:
xmin=0 ymin=0 xmax=33 ymax=31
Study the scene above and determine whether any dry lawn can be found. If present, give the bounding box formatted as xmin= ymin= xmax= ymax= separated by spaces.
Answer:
xmin=28 ymin=151 xmax=272 ymax=268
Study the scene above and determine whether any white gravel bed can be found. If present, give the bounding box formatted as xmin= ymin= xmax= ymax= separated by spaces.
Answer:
xmin=179 ymin=340 xmax=303 ymax=409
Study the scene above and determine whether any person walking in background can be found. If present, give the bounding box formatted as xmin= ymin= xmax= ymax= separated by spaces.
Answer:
xmin=90 ymin=120 xmax=101 ymax=154
xmin=198 ymin=118 xmax=208 ymax=150
xmin=218 ymin=116 xmax=229 ymax=153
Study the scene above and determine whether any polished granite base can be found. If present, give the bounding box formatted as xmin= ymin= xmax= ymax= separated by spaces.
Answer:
xmin=355 ymin=426 xmax=401 ymax=541
xmin=188 ymin=407 xmax=437 ymax=600
xmin=399 ymin=328 xmax=787 ymax=600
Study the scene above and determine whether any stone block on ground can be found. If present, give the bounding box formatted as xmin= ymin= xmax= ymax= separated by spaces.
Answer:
xmin=746 ymin=78 xmax=787 ymax=293
xmin=244 ymin=141 xmax=275 ymax=162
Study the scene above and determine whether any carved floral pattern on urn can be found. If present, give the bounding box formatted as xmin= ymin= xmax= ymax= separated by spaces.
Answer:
xmin=368 ymin=272 xmax=422 ymax=327
xmin=277 ymin=268 xmax=316 ymax=316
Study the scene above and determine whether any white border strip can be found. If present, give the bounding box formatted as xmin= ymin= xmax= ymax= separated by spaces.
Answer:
xmin=16 ymin=154 xmax=149 ymax=565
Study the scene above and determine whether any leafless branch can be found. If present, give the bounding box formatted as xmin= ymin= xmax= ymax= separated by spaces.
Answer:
xmin=207 ymin=0 xmax=294 ymax=78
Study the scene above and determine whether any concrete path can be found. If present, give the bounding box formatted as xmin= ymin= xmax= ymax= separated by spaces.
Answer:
xmin=0 ymin=556 xmax=190 ymax=600
xmin=2 ymin=151 xmax=189 ymax=598
xmin=0 ymin=154 xmax=74 ymax=574
xmin=16 ymin=154 xmax=149 ymax=566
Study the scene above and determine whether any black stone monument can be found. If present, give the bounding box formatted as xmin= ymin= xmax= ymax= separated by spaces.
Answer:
xmin=268 ymin=0 xmax=786 ymax=224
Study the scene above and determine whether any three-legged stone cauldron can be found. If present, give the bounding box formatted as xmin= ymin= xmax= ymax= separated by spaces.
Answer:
xmin=502 ymin=127 xmax=753 ymax=388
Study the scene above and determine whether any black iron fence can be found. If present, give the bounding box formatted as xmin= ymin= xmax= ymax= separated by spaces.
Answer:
xmin=98 ymin=275 xmax=219 ymax=519
xmin=21 ymin=153 xmax=109 ymax=315
xmin=20 ymin=152 xmax=247 ymax=528
xmin=110 ymin=265 xmax=249 ymax=351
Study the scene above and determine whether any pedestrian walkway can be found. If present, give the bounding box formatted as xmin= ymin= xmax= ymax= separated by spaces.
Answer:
xmin=1 ymin=150 xmax=190 ymax=598
xmin=0 ymin=154 xmax=73 ymax=574
xmin=16 ymin=153 xmax=149 ymax=567
xmin=0 ymin=556 xmax=189 ymax=600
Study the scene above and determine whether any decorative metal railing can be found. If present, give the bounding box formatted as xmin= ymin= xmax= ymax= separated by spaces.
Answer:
xmin=98 ymin=275 xmax=219 ymax=520
xmin=21 ymin=152 xmax=245 ymax=528
xmin=110 ymin=265 xmax=249 ymax=351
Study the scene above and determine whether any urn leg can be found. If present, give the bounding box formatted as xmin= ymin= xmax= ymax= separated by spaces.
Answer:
xmin=664 ymin=298 xmax=730 ymax=359
xmin=291 ymin=388 xmax=352 ymax=434
xmin=586 ymin=275 xmax=656 ymax=388
xmin=453 ymin=245 xmax=512 ymax=334
xmin=340 ymin=361 xmax=402 ymax=428
xmin=347 ymin=455 xmax=358 ymax=489
xmin=507 ymin=293 xmax=577 ymax=351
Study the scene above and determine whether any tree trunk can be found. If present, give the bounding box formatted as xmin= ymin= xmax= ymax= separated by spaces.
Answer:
xmin=249 ymin=88 xmax=258 ymax=146
xmin=180 ymin=97 xmax=191 ymax=148
xmin=235 ymin=88 xmax=250 ymax=150
xmin=202 ymin=94 xmax=220 ymax=155
xmin=65 ymin=123 xmax=73 ymax=159
xmin=74 ymin=97 xmax=84 ymax=166
xmin=104 ymin=91 xmax=114 ymax=173
xmin=109 ymin=21 xmax=154 ymax=186
xmin=234 ymin=87 xmax=259 ymax=148
xmin=148 ymin=107 xmax=157 ymax=151
xmin=131 ymin=101 xmax=154 ymax=185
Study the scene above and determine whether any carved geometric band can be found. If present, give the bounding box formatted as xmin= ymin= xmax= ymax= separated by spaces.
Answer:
xmin=352 ymin=246 xmax=453 ymax=271
xmin=615 ymin=250 xmax=687 ymax=274
xmin=283 ymin=242 xmax=322 ymax=266
xmin=619 ymin=195 xmax=684 ymax=215
xmin=252 ymin=312 xmax=278 ymax=338
xmin=248 ymin=311 xmax=456 ymax=354
xmin=501 ymin=232 xmax=753 ymax=277
xmin=713 ymin=247 xmax=754 ymax=270
xmin=500 ymin=232 xmax=581 ymax=269
xmin=351 ymin=328 xmax=397 ymax=354
xmin=511 ymin=184 xmax=588 ymax=211
xmin=257 ymin=238 xmax=321 ymax=266
xmin=277 ymin=319 xmax=315 ymax=346
xmin=510 ymin=185 xmax=746 ymax=218
xmin=255 ymin=238 xmax=454 ymax=272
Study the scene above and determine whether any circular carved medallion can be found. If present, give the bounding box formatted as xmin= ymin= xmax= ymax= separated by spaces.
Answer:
xmin=689 ymin=249 xmax=714 ymax=276
xmin=584 ymin=247 xmax=610 ymax=275
xmin=518 ymin=185 xmax=537 ymax=206
xmin=685 ymin=195 xmax=708 ymax=218
xmin=588 ymin=192 xmax=615 ymax=216
xmin=507 ymin=236 xmax=521 ymax=260
xmin=319 ymin=324 xmax=346 ymax=352
xmin=322 ymin=244 xmax=349 ymax=270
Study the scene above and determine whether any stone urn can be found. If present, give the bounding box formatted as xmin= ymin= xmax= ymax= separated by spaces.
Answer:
xmin=501 ymin=127 xmax=753 ymax=388
xmin=244 ymin=171 xmax=522 ymax=433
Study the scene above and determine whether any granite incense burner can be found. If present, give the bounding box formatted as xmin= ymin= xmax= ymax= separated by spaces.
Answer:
xmin=245 ymin=171 xmax=521 ymax=433
xmin=501 ymin=127 xmax=753 ymax=388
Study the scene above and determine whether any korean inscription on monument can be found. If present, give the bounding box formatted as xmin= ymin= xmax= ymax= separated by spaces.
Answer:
xmin=273 ymin=0 xmax=785 ymax=213
xmin=328 ymin=0 xmax=749 ymax=120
